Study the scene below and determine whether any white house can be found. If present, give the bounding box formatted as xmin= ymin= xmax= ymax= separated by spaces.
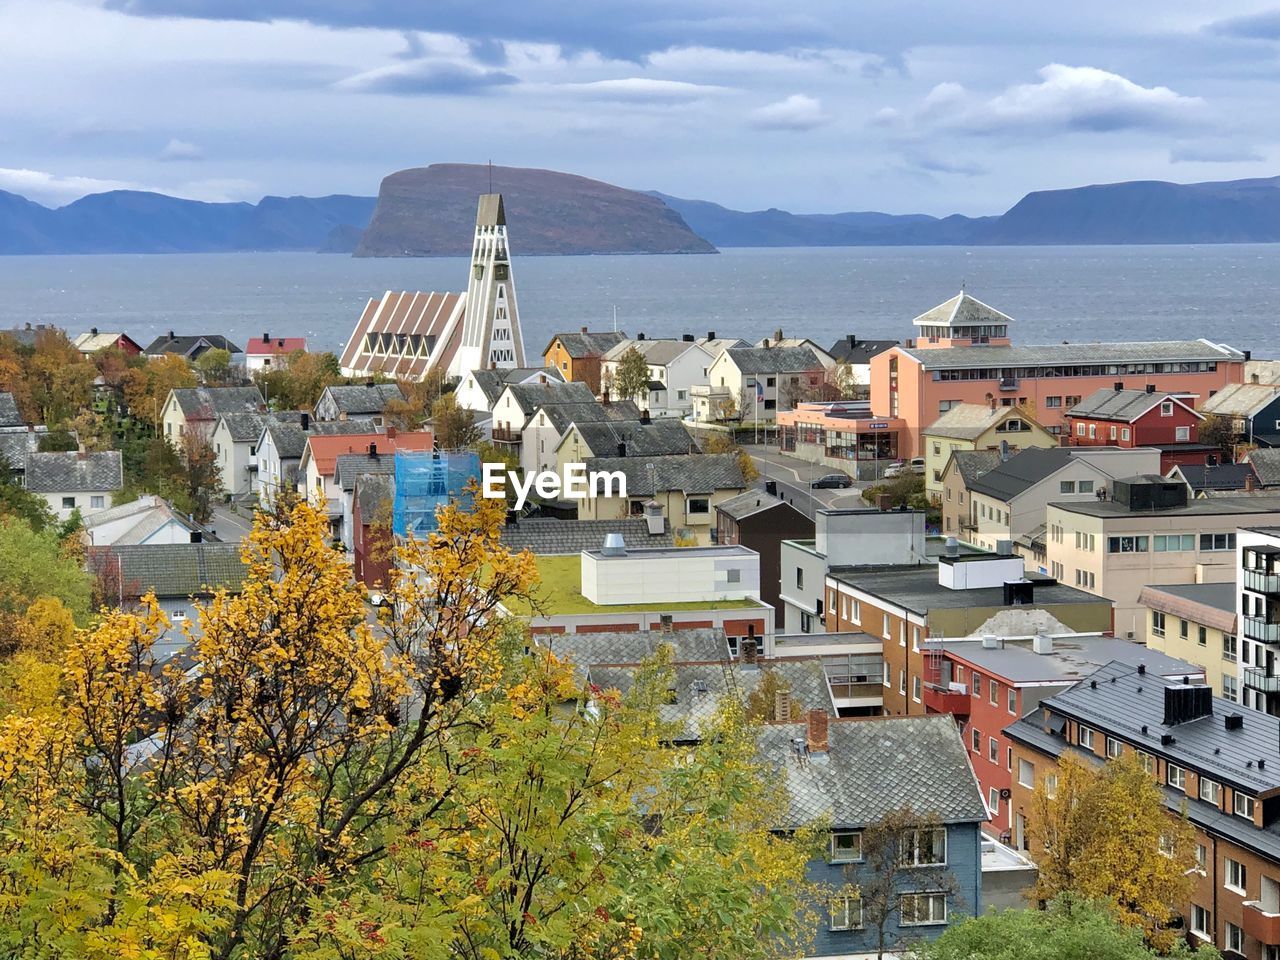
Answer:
xmin=252 ymin=416 xmax=378 ymax=504
xmin=519 ymin=399 xmax=642 ymax=475
xmin=81 ymin=495 xmax=205 ymax=546
xmin=244 ymin=334 xmax=307 ymax=373
xmin=696 ymin=346 xmax=831 ymax=423
xmin=454 ymin=366 xmax=564 ymax=414
xmin=313 ymin=383 xmax=404 ymax=423
xmin=24 ymin=450 xmax=123 ymax=520
xmin=212 ymin=411 xmax=271 ymax=497
xmin=601 ymin=338 xmax=715 ymax=418
xmin=160 ymin=386 xmax=264 ymax=446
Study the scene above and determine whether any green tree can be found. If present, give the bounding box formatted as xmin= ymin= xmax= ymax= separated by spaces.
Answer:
xmin=614 ymin=346 xmax=652 ymax=406
xmin=431 ymin=392 xmax=481 ymax=450
xmin=0 ymin=478 xmax=57 ymax=532
xmin=1198 ymin=413 xmax=1236 ymax=458
xmin=194 ymin=347 xmax=234 ymax=384
xmin=701 ymin=432 xmax=760 ymax=483
xmin=0 ymin=516 xmax=92 ymax=643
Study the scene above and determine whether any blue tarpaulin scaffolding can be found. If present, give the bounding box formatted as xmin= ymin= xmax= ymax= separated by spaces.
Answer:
xmin=392 ymin=450 xmax=480 ymax=538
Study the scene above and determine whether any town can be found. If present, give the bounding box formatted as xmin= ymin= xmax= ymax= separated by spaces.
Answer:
xmin=2 ymin=192 xmax=1277 ymax=960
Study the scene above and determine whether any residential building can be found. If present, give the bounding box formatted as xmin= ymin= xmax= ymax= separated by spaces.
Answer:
xmin=922 ymin=402 xmax=1056 ymax=501
xmin=332 ymin=451 xmax=398 ymax=551
xmin=351 ymin=474 xmax=395 ymax=591
xmin=715 ymin=491 xmax=815 ymax=628
xmin=313 ymin=382 xmax=404 ymax=423
xmin=1249 ymin=450 xmax=1280 ymax=491
xmin=775 ymin=402 xmax=907 ymax=478
xmin=1202 ymin=382 xmax=1280 ymax=450
xmin=25 ymin=450 xmax=123 ymax=520
xmin=554 ymin=417 xmax=696 ymax=471
xmin=519 ymin=398 xmax=642 ymax=475
xmin=500 ymin=516 xmax=677 ymax=555
xmin=753 ymin=332 xmax=834 ymax=363
xmin=1006 ymin=661 xmax=1280 ymax=960
xmin=0 ymin=391 xmax=23 ymax=428
xmin=601 ymin=336 xmax=715 ymax=418
xmin=244 ymin=333 xmax=306 ymax=372
xmin=870 ymin=292 xmax=1246 ymax=456
xmin=489 ymin=380 xmax=595 ymax=446
xmin=80 ymin=495 xmax=208 ymax=548
xmin=1238 ymin=528 xmax=1280 ymax=716
xmin=160 ymin=385 xmax=264 ymax=444
xmin=826 ymin=334 xmax=899 ymax=395
xmin=453 ymin=366 xmax=563 ymax=413
xmin=71 ymin=329 xmax=142 ymax=357
xmin=1044 ymin=476 xmax=1280 ymax=639
xmin=1170 ymin=462 xmax=1261 ymax=497
xmin=252 ymin=415 xmax=376 ymax=502
xmin=757 ymin=713 xmax=987 ymax=957
xmin=825 ymin=549 xmax=1114 ymax=717
xmin=940 ymin=450 xmax=1002 ymax=539
xmin=0 ymin=426 xmax=46 ymax=481
xmin=1138 ymin=582 xmax=1239 ymax=699
xmin=2 ymin=322 xmax=62 ymax=348
xmin=573 ymin=453 xmax=747 ymax=545
xmin=541 ymin=328 xmax=627 ymax=391
xmin=211 ymin=411 xmax=271 ymax=497
xmin=921 ymin=632 xmax=1202 ymax=835
xmin=960 ymin=446 xmax=1160 ymax=556
xmin=698 ymin=345 xmax=833 ymax=424
xmin=144 ymin=332 xmax=242 ymax=361
xmin=1064 ymin=385 xmax=1220 ymax=470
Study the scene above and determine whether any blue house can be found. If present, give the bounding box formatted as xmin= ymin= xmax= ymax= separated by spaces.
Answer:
xmin=757 ymin=713 xmax=988 ymax=957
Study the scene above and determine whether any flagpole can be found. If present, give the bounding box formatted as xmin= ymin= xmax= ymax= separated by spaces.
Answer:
xmin=754 ymin=379 xmax=759 ymax=445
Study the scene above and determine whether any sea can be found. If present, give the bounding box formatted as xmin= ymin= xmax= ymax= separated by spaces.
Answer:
xmin=1 ymin=244 xmax=1278 ymax=358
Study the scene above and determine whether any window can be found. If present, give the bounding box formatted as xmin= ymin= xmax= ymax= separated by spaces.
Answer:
xmin=796 ymin=567 xmax=804 ymax=590
xmin=900 ymin=892 xmax=947 ymax=926
xmin=1224 ymin=634 xmax=1238 ymax=663
xmin=1078 ymin=480 xmax=1094 ymax=494
xmin=1196 ymin=843 xmax=1207 ymax=873
xmin=90 ymin=496 xmax=105 ymax=509
xmin=1060 ymin=480 xmax=1076 ymax=494
xmin=900 ymin=828 xmax=947 ymax=866
xmin=988 ymin=737 xmax=998 ymax=763
xmin=1198 ymin=625 xmax=1207 ymax=647
xmin=1226 ymin=922 xmax=1243 ymax=954
xmin=726 ymin=568 xmax=741 ymax=584
xmin=1018 ymin=759 xmax=1035 ymax=787
xmin=1138 ymin=751 xmax=1156 ymax=776
xmin=1158 ymin=833 xmax=1175 ymax=858
xmin=972 ymin=673 xmax=982 ymax=698
xmin=1044 ymin=773 xmax=1058 ymax=798
xmin=912 ymin=676 xmax=922 ymax=703
xmin=1046 ymin=396 xmax=1062 ymax=407
xmin=1223 ymin=674 xmax=1239 ymax=702
xmin=1008 ymin=687 xmax=1018 ymax=715
xmin=1160 ymin=401 xmax=1174 ymax=416
xmin=1151 ymin=611 xmax=1166 ymax=637
xmin=1201 ymin=532 xmax=1236 ymax=552
xmin=1180 ymin=619 xmax=1189 ymax=640
xmin=1077 ymin=725 xmax=1095 ymax=750
xmin=828 ymin=896 xmax=863 ymax=931
xmin=1076 ymin=422 xmax=1086 ymax=437
xmin=1167 ymin=764 xmax=1186 ymax=791
xmin=61 ymin=496 xmax=75 ymax=509
xmin=829 ymin=831 xmax=863 ymax=863
xmin=1200 ymin=778 xmax=1221 ymax=805
xmin=1121 ymin=427 xmax=1130 ymax=441
xmin=1176 ymin=425 xmax=1191 ymax=442
xmin=971 ymin=728 xmax=981 ymax=752
xmin=912 ymin=626 xmax=921 ymax=651
xmin=988 ymin=787 xmax=999 ymax=816
xmin=1109 ymin=424 xmax=1117 ymax=440
xmin=989 ymin=679 xmax=998 ymax=705
xmin=1107 ymin=535 xmax=1149 ymax=553
xmin=1236 ymin=793 xmax=1257 ymax=821
xmin=800 ymin=612 xmax=812 ymax=633
xmin=1155 ymin=534 xmax=1195 ymax=552
xmin=899 ymin=670 xmax=906 ymax=695
xmin=883 ymin=662 xmax=891 ymax=688
xmin=1105 ymin=736 xmax=1122 ymax=759
xmin=1226 ymin=857 xmax=1247 ymax=894
xmin=1191 ymin=904 xmax=1212 ymax=940
xmin=766 ymin=377 xmax=776 ymax=388
xmin=686 ymin=497 xmax=710 ymax=515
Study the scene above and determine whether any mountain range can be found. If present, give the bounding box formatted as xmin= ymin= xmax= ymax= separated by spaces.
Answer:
xmin=2 ymin=167 xmax=1280 ymax=255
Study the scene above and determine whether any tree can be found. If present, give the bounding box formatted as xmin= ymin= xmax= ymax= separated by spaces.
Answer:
xmin=255 ymin=350 xmax=343 ymax=410
xmin=431 ymin=392 xmax=481 ymax=450
xmin=913 ymin=896 xmax=1220 ymax=960
xmin=194 ymin=347 xmax=234 ymax=385
xmin=1029 ymin=752 xmax=1197 ymax=951
xmin=1199 ymin=413 xmax=1237 ymax=459
xmin=123 ymin=353 xmax=195 ymax=425
xmin=179 ymin=423 xmax=222 ymax=522
xmin=701 ymin=433 xmax=760 ymax=483
xmin=382 ymin=371 xmax=447 ymax=431
xmin=0 ymin=516 xmax=92 ymax=640
xmin=614 ymin=346 xmax=652 ymax=407
xmin=0 ymin=476 xmax=57 ymax=532
xmin=716 ymin=392 xmax=739 ymax=422
xmin=744 ymin=667 xmax=803 ymax=721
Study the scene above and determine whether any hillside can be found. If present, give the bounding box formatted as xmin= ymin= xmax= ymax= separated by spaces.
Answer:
xmin=355 ymin=164 xmax=716 ymax=257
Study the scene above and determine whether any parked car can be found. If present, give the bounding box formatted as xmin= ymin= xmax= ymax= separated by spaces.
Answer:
xmin=883 ymin=463 xmax=905 ymax=479
xmin=909 ymin=457 xmax=926 ymax=474
xmin=811 ymin=472 xmax=853 ymax=489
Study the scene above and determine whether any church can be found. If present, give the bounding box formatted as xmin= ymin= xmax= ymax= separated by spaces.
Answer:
xmin=338 ymin=194 xmax=526 ymax=382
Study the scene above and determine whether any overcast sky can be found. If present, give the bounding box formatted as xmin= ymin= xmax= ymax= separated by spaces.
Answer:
xmin=2 ymin=0 xmax=1279 ymax=215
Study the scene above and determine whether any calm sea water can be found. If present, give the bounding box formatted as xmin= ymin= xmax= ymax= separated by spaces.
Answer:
xmin=1 ymin=245 xmax=1277 ymax=358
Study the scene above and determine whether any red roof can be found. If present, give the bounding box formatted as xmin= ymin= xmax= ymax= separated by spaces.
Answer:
xmin=304 ymin=430 xmax=433 ymax=476
xmin=247 ymin=336 xmax=307 ymax=356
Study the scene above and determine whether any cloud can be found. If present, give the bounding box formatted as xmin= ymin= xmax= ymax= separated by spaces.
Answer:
xmin=907 ymin=154 xmax=987 ymax=176
xmin=61 ymin=117 xmax=144 ymax=140
xmin=0 ymin=167 xmax=148 ymax=206
xmin=750 ymin=94 xmax=829 ymax=130
xmin=1169 ymin=141 xmax=1265 ymax=163
xmin=1207 ymin=9 xmax=1280 ymax=40
xmin=159 ymin=138 xmax=205 ymax=162
xmin=909 ymin=64 xmax=1206 ymax=136
xmin=334 ymin=61 xmax=518 ymax=96
xmin=557 ymin=77 xmax=729 ymax=101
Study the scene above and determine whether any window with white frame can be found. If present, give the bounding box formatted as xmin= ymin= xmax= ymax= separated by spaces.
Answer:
xmin=1138 ymin=752 xmax=1155 ymax=776
xmin=988 ymin=787 xmax=999 ymax=816
xmin=988 ymin=737 xmax=998 ymax=763
xmin=1167 ymin=764 xmax=1186 ymax=791
xmin=899 ymin=670 xmax=906 ymax=695
xmin=971 ymin=727 xmax=981 ymax=752
xmin=1223 ymin=675 xmax=1238 ymax=702
xmin=912 ymin=675 xmax=922 ymax=703
xmin=1236 ymin=792 xmax=1257 ymax=821
xmin=1191 ymin=904 xmax=1212 ymax=939
xmin=1195 ymin=843 xmax=1207 ymax=873
xmin=1151 ymin=611 xmax=1166 ymax=637
xmin=828 ymin=896 xmax=864 ymax=931
xmin=1226 ymin=922 xmax=1243 ymax=954
xmin=883 ymin=662 xmax=890 ymax=687
xmin=1007 ymin=687 xmax=1017 ymax=715
xmin=972 ymin=673 xmax=982 ymax=699
xmin=1078 ymin=725 xmax=1095 ymax=750
xmin=900 ymin=892 xmax=947 ymax=926
xmin=1199 ymin=779 xmax=1220 ymax=805
xmin=829 ymin=831 xmax=863 ymax=863
xmin=1105 ymin=736 xmax=1122 ymax=759
xmin=1226 ymin=857 xmax=1247 ymax=894
xmin=1224 ymin=634 xmax=1238 ymax=663
xmin=1018 ymin=759 xmax=1034 ymax=788
xmin=1044 ymin=773 xmax=1058 ymax=798
xmin=899 ymin=828 xmax=947 ymax=866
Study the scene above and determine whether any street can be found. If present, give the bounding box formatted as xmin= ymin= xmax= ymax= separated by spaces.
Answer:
xmin=742 ymin=444 xmax=869 ymax=519
xmin=209 ymin=500 xmax=255 ymax=542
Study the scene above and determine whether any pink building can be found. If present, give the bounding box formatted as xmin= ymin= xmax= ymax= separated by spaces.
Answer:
xmin=776 ymin=402 xmax=907 ymax=478
xmin=870 ymin=293 xmax=1246 ymax=458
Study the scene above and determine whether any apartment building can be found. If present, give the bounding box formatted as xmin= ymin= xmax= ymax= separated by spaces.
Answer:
xmin=940 ymin=450 xmax=1001 ymax=538
xmin=1007 ymin=664 xmax=1280 ymax=960
xmin=922 ymin=402 xmax=1055 ymax=501
xmin=1138 ymin=582 xmax=1239 ymax=700
xmin=601 ymin=336 xmax=715 ymax=418
xmin=1044 ymin=476 xmax=1280 ymax=639
xmin=869 ymin=292 xmax=1246 ymax=457
xmin=715 ymin=491 xmax=814 ymax=629
xmin=1239 ymin=528 xmax=1280 ymax=716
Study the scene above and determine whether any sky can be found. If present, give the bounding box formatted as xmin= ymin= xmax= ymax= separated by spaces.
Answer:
xmin=1 ymin=0 xmax=1279 ymax=215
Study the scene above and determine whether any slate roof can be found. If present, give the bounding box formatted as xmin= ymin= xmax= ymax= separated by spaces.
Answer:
xmin=925 ymin=403 xmax=1024 ymax=440
xmin=715 ymin=490 xmax=792 ymax=522
xmin=0 ymin=392 xmax=22 ymax=428
xmin=1172 ymin=462 xmax=1257 ymax=493
xmin=170 ymin=386 xmax=264 ymax=419
xmin=24 ymin=450 xmax=123 ymax=493
xmin=91 ymin=542 xmax=248 ymax=598
xmin=949 ymin=449 xmax=1003 ymax=487
xmin=467 ymin=367 xmax=563 ymax=405
xmin=538 ymin=400 xmax=642 ymax=434
xmin=318 ymin=383 xmax=405 ymax=416
xmin=1201 ymin=382 xmax=1280 ymax=418
xmin=757 ymin=715 xmax=987 ymax=830
xmin=144 ymin=334 xmax=241 ymax=356
xmin=1249 ymin=450 xmax=1280 ymax=488
xmin=827 ymin=563 xmax=1101 ymax=616
xmin=603 ymin=338 xmax=704 ymax=366
xmin=1137 ymin=582 xmax=1237 ymax=634
xmin=911 ymin=292 xmax=1015 ymax=328
xmin=581 ymin=453 xmax=747 ymax=496
xmin=1006 ymin=660 xmax=1280 ymax=796
xmin=898 ymin=338 xmax=1244 ymax=370
xmin=217 ymin=411 xmax=271 ymax=443
xmin=261 ymin=417 xmax=378 ymax=461
xmin=534 ymin=627 xmax=732 ymax=666
xmin=355 ymin=474 xmax=395 ymax=520
xmin=542 ymin=331 xmax=627 ymax=359
xmin=564 ymin=418 xmax=697 ymax=457
xmin=1067 ymin=387 xmax=1198 ymax=423
xmin=334 ymin=452 xmax=397 ymax=492
xmin=0 ymin=428 xmax=42 ymax=471
xmin=505 ymin=380 xmax=596 ymax=412
xmin=500 ymin=517 xmax=675 ymax=555
xmin=967 ymin=447 xmax=1073 ymax=502
xmin=947 ymin=635 xmax=1202 ymax=685
xmin=724 ymin=346 xmax=823 ymax=375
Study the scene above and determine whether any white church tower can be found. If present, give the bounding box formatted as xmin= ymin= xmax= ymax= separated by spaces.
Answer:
xmin=446 ymin=193 xmax=526 ymax=379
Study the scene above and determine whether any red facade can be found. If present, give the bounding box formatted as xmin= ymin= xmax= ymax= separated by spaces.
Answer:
xmin=1066 ymin=397 xmax=1201 ymax=449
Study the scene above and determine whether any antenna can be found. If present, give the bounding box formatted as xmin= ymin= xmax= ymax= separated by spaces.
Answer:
xmin=488 ymin=159 xmax=493 ymax=193
xmin=613 ymin=304 xmax=618 ymax=333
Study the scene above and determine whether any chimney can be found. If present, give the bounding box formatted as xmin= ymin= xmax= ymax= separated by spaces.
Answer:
xmin=640 ymin=410 xmax=651 ymax=425
xmin=682 ymin=333 xmax=694 ymax=342
xmin=707 ymin=331 xmax=716 ymax=340
xmin=190 ymin=530 xmax=203 ymax=544
xmin=775 ymin=688 xmax=792 ymax=723
xmin=805 ymin=709 xmax=829 ymax=754
xmin=262 ymin=332 xmax=270 ymax=343
xmin=638 ymin=332 xmax=646 ymax=341
xmin=300 ymin=412 xmax=310 ymax=431
xmin=1114 ymin=381 xmax=1124 ymax=391
xmin=617 ymin=441 xmax=627 ymax=457
xmin=847 ymin=334 xmax=857 ymax=348
xmin=91 ymin=326 xmax=98 ymax=336
xmin=386 ymin=426 xmax=397 ymax=441
xmin=774 ymin=328 xmax=784 ymax=342
xmin=740 ymin=638 xmax=758 ymax=666
xmin=368 ymin=442 xmax=378 ymax=457
xmin=167 ymin=330 xmax=175 ymax=340
xmin=1163 ymin=684 xmax=1212 ymax=726
xmin=762 ymin=338 xmax=770 ymax=349
xmin=643 ymin=499 xmax=665 ymax=535
xmin=1146 ymin=384 xmax=1156 ymax=394
xmin=580 ymin=325 xmax=588 ymax=334
xmin=988 ymin=395 xmax=997 ymax=411
xmin=981 ymin=634 xmax=1000 ymax=649
xmin=1246 ymin=471 xmax=1257 ymax=493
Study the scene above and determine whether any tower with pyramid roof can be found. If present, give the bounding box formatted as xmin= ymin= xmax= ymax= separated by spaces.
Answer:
xmin=447 ymin=194 xmax=526 ymax=379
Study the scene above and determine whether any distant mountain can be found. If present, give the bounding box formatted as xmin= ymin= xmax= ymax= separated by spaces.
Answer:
xmin=0 ymin=191 xmax=377 ymax=254
xmin=355 ymin=164 xmax=716 ymax=257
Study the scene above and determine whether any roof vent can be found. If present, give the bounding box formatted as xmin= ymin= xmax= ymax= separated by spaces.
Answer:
xmin=1137 ymin=664 xmax=1146 ymax=675
xmin=982 ymin=634 xmax=999 ymax=649
xmin=1225 ymin=713 xmax=1244 ymax=731
xmin=601 ymin=532 xmax=626 ymax=557
xmin=1161 ymin=734 xmax=1176 ymax=746
xmin=996 ymin=539 xmax=1013 ymax=556
xmin=944 ymin=536 xmax=959 ymax=558
xmin=1032 ymin=634 xmax=1054 ymax=656
xmin=1163 ymin=684 xmax=1212 ymax=726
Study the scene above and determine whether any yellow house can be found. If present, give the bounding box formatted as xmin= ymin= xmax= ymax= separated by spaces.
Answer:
xmin=541 ymin=329 xmax=627 ymax=390
xmin=1137 ymin=582 xmax=1239 ymax=701
xmin=923 ymin=403 xmax=1056 ymax=502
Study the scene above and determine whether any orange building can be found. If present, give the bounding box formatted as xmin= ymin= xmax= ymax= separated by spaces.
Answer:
xmin=541 ymin=328 xmax=627 ymax=392
xmin=870 ymin=293 xmax=1247 ymax=458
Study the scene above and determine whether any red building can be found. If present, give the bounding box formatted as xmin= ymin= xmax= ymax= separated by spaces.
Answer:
xmin=352 ymin=474 xmax=395 ymax=591
xmin=1064 ymin=385 xmax=1219 ymax=470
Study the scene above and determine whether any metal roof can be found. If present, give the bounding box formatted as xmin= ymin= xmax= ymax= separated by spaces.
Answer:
xmin=911 ymin=292 xmax=1015 ymax=328
xmin=828 ymin=563 xmax=1102 ymax=616
xmin=1066 ymin=387 xmax=1198 ymax=423
xmin=1137 ymin=582 xmax=1237 ymax=634
xmin=899 ymin=338 xmax=1244 ymax=370
xmin=947 ymin=635 xmax=1202 ymax=685
xmin=1201 ymin=383 xmax=1280 ymax=418
xmin=967 ymin=447 xmax=1074 ymax=502
xmin=926 ymin=403 xmax=1034 ymax=440
xmin=1052 ymin=494 xmax=1280 ymax=519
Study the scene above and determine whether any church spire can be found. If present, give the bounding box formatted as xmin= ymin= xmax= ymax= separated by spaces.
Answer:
xmin=446 ymin=192 xmax=525 ymax=379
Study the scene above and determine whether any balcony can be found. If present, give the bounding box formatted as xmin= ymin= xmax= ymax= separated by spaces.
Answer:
xmin=923 ymin=683 xmax=971 ymax=717
xmin=998 ymin=377 xmax=1019 ymax=392
xmin=1243 ymin=901 xmax=1280 ymax=945
xmin=1245 ymin=569 xmax=1280 ymax=595
xmin=1244 ymin=667 xmax=1280 ymax=693
xmin=1243 ymin=616 xmax=1280 ymax=644
xmin=490 ymin=426 xmax=521 ymax=443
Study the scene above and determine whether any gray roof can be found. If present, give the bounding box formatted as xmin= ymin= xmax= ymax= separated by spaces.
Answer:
xmin=0 ymin=392 xmax=22 ymax=428
xmin=333 ymin=452 xmax=397 ymax=492
xmin=1008 ymin=660 xmax=1280 ymax=796
xmin=947 ymin=635 xmax=1202 ymax=685
xmin=899 ymin=338 xmax=1244 ymax=370
xmin=81 ymin=495 xmax=204 ymax=546
xmin=537 ymin=627 xmax=732 ymax=666
xmin=581 ymin=453 xmax=746 ymax=496
xmin=89 ymin=542 xmax=247 ymax=598
xmin=543 ymin=330 xmax=627 ymax=359
xmin=926 ymin=403 xmax=1031 ymax=440
xmin=144 ymin=334 xmax=241 ymax=356
xmin=538 ymin=399 xmax=641 ymax=434
xmin=1053 ymin=493 xmax=1280 ymax=519
xmin=912 ymin=292 xmax=1015 ymax=328
xmin=724 ymin=345 xmax=823 ymax=376
xmin=827 ymin=336 xmax=899 ymax=364
xmin=565 ymin=418 xmax=697 ymax=458
xmin=505 ymin=380 xmax=596 ymax=412
xmin=828 ymin=563 xmax=1102 ymax=616
xmin=1201 ymin=383 xmax=1280 ymax=418
xmin=1067 ymin=387 xmax=1196 ymax=423
xmin=1249 ymin=450 xmax=1280 ymax=488
xmin=715 ymin=489 xmax=795 ymax=522
xmin=949 ymin=449 xmax=1003 ymax=486
xmin=0 ymin=428 xmax=43 ymax=471
xmin=318 ymin=383 xmax=405 ymax=416
xmin=262 ymin=417 xmax=377 ymax=460
xmin=170 ymin=386 xmax=264 ymax=419
xmin=217 ymin=411 xmax=271 ymax=443
xmin=1137 ymin=582 xmax=1238 ymax=634
xmin=500 ymin=517 xmax=675 ymax=555
xmin=757 ymin=715 xmax=987 ymax=830
xmin=967 ymin=447 xmax=1073 ymax=502
xmin=25 ymin=450 xmax=122 ymax=493
xmin=355 ymin=474 xmax=395 ymax=520
xmin=1172 ymin=462 xmax=1257 ymax=492
xmin=603 ymin=338 xmax=702 ymax=366
xmin=1141 ymin=581 xmax=1237 ymax=614
xmin=468 ymin=367 xmax=563 ymax=404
